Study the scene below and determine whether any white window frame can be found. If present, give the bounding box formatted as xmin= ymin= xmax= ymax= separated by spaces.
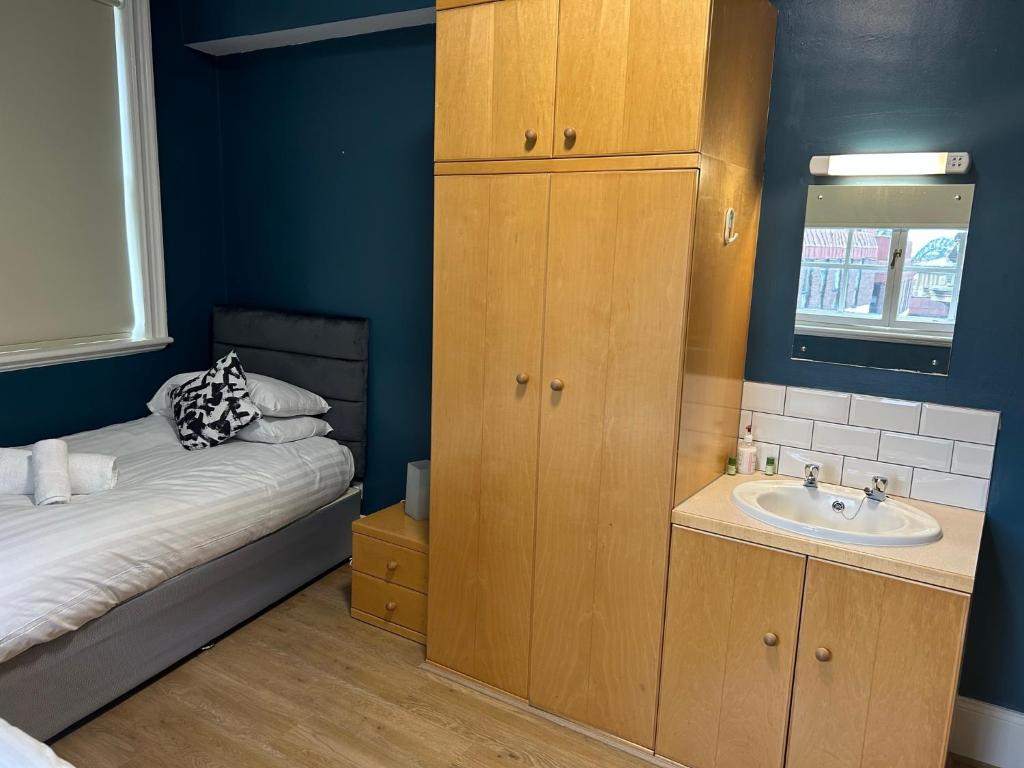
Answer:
xmin=0 ymin=0 xmax=170 ymax=373
xmin=796 ymin=226 xmax=968 ymax=346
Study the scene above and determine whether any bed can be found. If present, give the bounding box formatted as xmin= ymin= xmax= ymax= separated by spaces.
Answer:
xmin=0 ymin=307 xmax=368 ymax=741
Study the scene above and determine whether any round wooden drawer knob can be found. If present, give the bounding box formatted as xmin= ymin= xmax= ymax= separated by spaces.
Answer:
xmin=815 ymin=647 xmax=833 ymax=662
xmin=762 ymin=632 xmax=779 ymax=647
xmin=550 ymin=379 xmax=565 ymax=392
xmin=564 ymin=127 xmax=577 ymax=142
xmin=385 ymin=601 xmax=398 ymax=612
xmin=525 ymin=128 xmax=538 ymax=144
xmin=386 ymin=560 xmax=399 ymax=571
xmin=516 ymin=372 xmax=530 ymax=385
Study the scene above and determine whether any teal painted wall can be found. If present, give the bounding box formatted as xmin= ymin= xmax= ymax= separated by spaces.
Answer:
xmin=748 ymin=0 xmax=1024 ymax=711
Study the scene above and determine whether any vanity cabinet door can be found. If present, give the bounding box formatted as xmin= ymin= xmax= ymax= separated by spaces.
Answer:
xmin=435 ymin=0 xmax=559 ymax=161
xmin=428 ymin=173 xmax=550 ymax=697
xmin=656 ymin=527 xmax=805 ymax=768
xmin=787 ymin=560 xmax=970 ymax=768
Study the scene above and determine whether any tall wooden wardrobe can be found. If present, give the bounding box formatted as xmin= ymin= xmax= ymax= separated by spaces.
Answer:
xmin=428 ymin=0 xmax=777 ymax=752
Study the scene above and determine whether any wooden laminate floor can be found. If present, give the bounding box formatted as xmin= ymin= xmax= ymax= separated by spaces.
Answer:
xmin=55 ymin=566 xmax=987 ymax=768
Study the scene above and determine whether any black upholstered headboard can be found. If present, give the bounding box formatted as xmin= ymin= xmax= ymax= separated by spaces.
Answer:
xmin=211 ymin=306 xmax=368 ymax=480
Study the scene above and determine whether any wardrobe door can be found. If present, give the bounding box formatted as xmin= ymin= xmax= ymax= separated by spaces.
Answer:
xmin=530 ymin=169 xmax=698 ymax=747
xmin=428 ymin=174 xmax=550 ymax=697
xmin=435 ymin=0 xmax=559 ymax=161
xmin=553 ymin=0 xmax=711 ymax=156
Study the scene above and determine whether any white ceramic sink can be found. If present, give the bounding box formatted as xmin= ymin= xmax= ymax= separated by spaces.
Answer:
xmin=731 ymin=479 xmax=942 ymax=547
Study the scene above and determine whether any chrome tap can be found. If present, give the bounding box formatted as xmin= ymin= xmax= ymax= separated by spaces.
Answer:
xmin=864 ymin=475 xmax=889 ymax=502
xmin=803 ymin=463 xmax=821 ymax=488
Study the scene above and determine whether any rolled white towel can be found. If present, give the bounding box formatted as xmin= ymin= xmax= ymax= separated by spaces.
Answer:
xmin=0 ymin=448 xmax=118 ymax=496
xmin=31 ymin=440 xmax=71 ymax=506
xmin=0 ymin=449 xmax=32 ymax=495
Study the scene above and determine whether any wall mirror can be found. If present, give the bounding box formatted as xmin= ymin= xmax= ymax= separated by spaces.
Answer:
xmin=791 ymin=184 xmax=975 ymax=375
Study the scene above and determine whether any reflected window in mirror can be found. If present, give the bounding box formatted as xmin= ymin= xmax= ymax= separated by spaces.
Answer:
xmin=793 ymin=185 xmax=974 ymax=375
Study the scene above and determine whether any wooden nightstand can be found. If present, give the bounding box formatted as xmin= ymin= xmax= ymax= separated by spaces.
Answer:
xmin=351 ymin=501 xmax=429 ymax=644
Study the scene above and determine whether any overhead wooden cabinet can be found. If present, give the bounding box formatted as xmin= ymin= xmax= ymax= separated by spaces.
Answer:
xmin=434 ymin=0 xmax=559 ymax=161
xmin=786 ymin=560 xmax=970 ymax=768
xmin=428 ymin=173 xmax=550 ymax=697
xmin=435 ymin=0 xmax=777 ymax=162
xmin=656 ymin=528 xmax=805 ymax=768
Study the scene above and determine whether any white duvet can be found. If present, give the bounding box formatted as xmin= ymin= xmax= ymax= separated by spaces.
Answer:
xmin=0 ymin=415 xmax=354 ymax=665
xmin=0 ymin=718 xmax=73 ymax=768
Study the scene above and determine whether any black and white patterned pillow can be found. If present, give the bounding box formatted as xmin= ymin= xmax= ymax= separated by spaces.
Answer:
xmin=169 ymin=351 xmax=262 ymax=450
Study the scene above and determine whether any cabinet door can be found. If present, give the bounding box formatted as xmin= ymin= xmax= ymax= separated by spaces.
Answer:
xmin=529 ymin=169 xmax=698 ymax=747
xmin=435 ymin=0 xmax=559 ymax=161
xmin=787 ymin=560 xmax=970 ymax=768
xmin=553 ymin=0 xmax=711 ymax=156
xmin=428 ymin=173 xmax=550 ymax=697
xmin=656 ymin=528 xmax=805 ymax=768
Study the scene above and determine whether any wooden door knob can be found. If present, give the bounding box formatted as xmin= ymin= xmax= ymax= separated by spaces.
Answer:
xmin=516 ymin=372 xmax=530 ymax=385
xmin=524 ymin=128 xmax=538 ymax=143
xmin=815 ymin=647 xmax=832 ymax=662
xmin=386 ymin=560 xmax=399 ymax=571
xmin=563 ymin=127 xmax=577 ymax=145
xmin=385 ymin=601 xmax=398 ymax=612
xmin=762 ymin=632 xmax=779 ymax=647
xmin=550 ymin=378 xmax=565 ymax=392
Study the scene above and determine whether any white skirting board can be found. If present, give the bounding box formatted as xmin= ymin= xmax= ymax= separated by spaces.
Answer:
xmin=186 ymin=7 xmax=436 ymax=56
xmin=950 ymin=696 xmax=1024 ymax=767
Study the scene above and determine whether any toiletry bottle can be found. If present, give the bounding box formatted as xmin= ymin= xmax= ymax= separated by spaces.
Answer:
xmin=737 ymin=425 xmax=757 ymax=475
xmin=765 ymin=455 xmax=776 ymax=476
xmin=726 ymin=457 xmax=737 ymax=476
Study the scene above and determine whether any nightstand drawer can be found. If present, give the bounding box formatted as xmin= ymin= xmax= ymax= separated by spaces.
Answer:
xmin=352 ymin=533 xmax=428 ymax=593
xmin=351 ymin=572 xmax=427 ymax=634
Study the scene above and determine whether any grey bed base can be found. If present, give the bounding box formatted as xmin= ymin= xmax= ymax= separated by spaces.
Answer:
xmin=0 ymin=488 xmax=361 ymax=741
xmin=0 ymin=306 xmax=370 ymax=741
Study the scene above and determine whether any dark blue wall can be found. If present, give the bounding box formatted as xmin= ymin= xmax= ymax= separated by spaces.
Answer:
xmin=748 ymin=0 xmax=1024 ymax=711
xmin=214 ymin=25 xmax=435 ymax=514
xmin=0 ymin=0 xmax=224 ymax=447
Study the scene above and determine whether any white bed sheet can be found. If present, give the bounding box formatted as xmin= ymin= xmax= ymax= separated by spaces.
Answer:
xmin=0 ymin=717 xmax=74 ymax=768
xmin=0 ymin=415 xmax=353 ymax=665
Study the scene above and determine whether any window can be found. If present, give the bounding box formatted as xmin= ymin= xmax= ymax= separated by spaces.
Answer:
xmin=0 ymin=0 xmax=168 ymax=372
xmin=796 ymin=185 xmax=974 ymax=346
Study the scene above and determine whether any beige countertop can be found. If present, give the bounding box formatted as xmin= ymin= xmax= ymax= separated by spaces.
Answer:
xmin=673 ymin=472 xmax=984 ymax=594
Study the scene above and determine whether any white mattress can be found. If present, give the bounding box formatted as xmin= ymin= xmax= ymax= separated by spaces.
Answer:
xmin=0 ymin=415 xmax=354 ymax=665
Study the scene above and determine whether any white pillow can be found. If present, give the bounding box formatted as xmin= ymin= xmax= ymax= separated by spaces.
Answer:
xmin=148 ymin=371 xmax=329 ymax=418
xmin=0 ymin=717 xmax=76 ymax=768
xmin=236 ymin=416 xmax=333 ymax=444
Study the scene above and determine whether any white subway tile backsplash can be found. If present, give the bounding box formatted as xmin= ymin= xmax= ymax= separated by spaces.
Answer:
xmin=951 ymin=442 xmax=995 ymax=479
xmin=739 ymin=381 xmax=1000 ymax=511
xmin=736 ymin=439 xmax=780 ymax=472
xmin=778 ymin=446 xmax=844 ymax=484
xmin=751 ymin=412 xmax=813 ymax=449
xmin=849 ymin=395 xmax=922 ymax=434
xmin=911 ymin=469 xmax=990 ymax=512
xmin=841 ymin=457 xmax=913 ymax=497
xmin=919 ymin=404 xmax=1000 ymax=445
xmin=737 ymin=410 xmax=753 ymax=438
xmin=741 ymin=382 xmax=786 ymax=415
xmin=812 ymin=422 xmax=879 ymax=460
xmin=785 ymin=387 xmax=851 ymax=424
xmin=878 ymin=432 xmax=953 ymax=472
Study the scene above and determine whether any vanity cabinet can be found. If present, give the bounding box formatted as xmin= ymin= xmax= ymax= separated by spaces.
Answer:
xmin=434 ymin=0 xmax=777 ymax=162
xmin=787 ymin=560 xmax=970 ymax=768
xmin=656 ymin=527 xmax=804 ymax=768
xmin=658 ymin=528 xmax=971 ymax=768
